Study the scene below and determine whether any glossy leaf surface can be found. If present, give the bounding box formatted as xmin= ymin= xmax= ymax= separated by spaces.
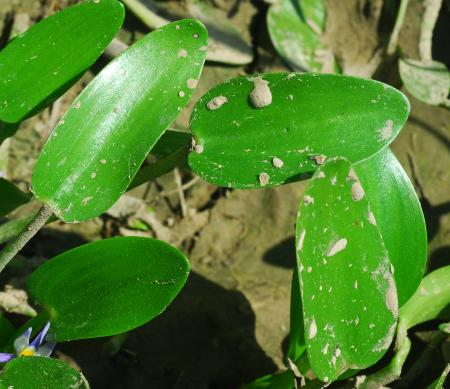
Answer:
xmin=399 ymin=59 xmax=450 ymax=105
xmin=189 ymin=73 xmax=409 ymax=189
xmin=267 ymin=0 xmax=336 ymax=72
xmin=0 ymin=0 xmax=124 ymax=123
xmin=0 ymin=178 xmax=29 ymax=218
xmin=32 ymin=19 xmax=208 ymax=222
xmin=354 ymin=149 xmax=427 ymax=306
xmin=0 ymin=356 xmax=88 ymax=389
xmin=295 ymin=158 xmax=397 ymax=382
xmin=399 ymin=265 xmax=450 ymax=330
xmin=27 ymin=237 xmax=189 ymax=341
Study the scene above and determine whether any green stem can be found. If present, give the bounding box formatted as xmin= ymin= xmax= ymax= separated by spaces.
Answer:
xmin=386 ymin=0 xmax=410 ymax=56
xmin=419 ymin=0 xmax=442 ymax=62
xmin=359 ymin=324 xmax=411 ymax=388
xmin=0 ymin=203 xmax=52 ymax=273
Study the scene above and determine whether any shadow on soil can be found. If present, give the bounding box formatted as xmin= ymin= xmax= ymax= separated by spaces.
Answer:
xmin=58 ymin=271 xmax=277 ymax=389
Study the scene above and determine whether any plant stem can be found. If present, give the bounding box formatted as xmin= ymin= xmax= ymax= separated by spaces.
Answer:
xmin=386 ymin=0 xmax=410 ymax=56
xmin=358 ymin=323 xmax=411 ymax=388
xmin=0 ymin=203 xmax=53 ymax=273
xmin=419 ymin=0 xmax=442 ymax=62
xmin=121 ymin=0 xmax=168 ymax=30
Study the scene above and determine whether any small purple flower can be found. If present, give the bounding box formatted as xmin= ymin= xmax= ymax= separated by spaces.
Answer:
xmin=0 ymin=322 xmax=55 ymax=363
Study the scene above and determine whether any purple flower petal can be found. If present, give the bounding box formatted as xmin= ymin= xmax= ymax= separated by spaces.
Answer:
xmin=35 ymin=342 xmax=55 ymax=357
xmin=29 ymin=322 xmax=50 ymax=349
xmin=13 ymin=327 xmax=32 ymax=354
xmin=0 ymin=353 xmax=15 ymax=363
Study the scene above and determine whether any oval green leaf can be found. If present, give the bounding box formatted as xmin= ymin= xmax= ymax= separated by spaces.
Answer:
xmin=399 ymin=59 xmax=450 ymax=105
xmin=188 ymin=73 xmax=409 ymax=189
xmin=399 ymin=265 xmax=450 ymax=331
xmin=295 ymin=158 xmax=398 ymax=382
xmin=267 ymin=0 xmax=336 ymax=72
xmin=0 ymin=356 xmax=89 ymax=389
xmin=354 ymin=149 xmax=427 ymax=306
xmin=0 ymin=178 xmax=30 ymax=219
xmin=27 ymin=237 xmax=189 ymax=341
xmin=32 ymin=19 xmax=208 ymax=222
xmin=0 ymin=0 xmax=125 ymax=124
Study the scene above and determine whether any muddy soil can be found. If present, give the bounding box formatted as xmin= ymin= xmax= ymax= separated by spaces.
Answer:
xmin=0 ymin=0 xmax=449 ymax=388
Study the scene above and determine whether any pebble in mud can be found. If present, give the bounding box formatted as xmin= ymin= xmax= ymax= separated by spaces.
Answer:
xmin=187 ymin=79 xmax=198 ymax=89
xmin=191 ymin=138 xmax=204 ymax=154
xmin=351 ymin=182 xmax=365 ymax=201
xmin=379 ymin=119 xmax=393 ymax=140
xmin=249 ymin=77 xmax=272 ymax=108
xmin=304 ymin=195 xmax=314 ymax=205
xmin=327 ymin=238 xmax=347 ymax=257
xmin=308 ymin=317 xmax=317 ymax=339
xmin=272 ymin=157 xmax=284 ymax=168
xmin=313 ymin=154 xmax=327 ymax=165
xmin=259 ymin=172 xmax=270 ymax=186
xmin=207 ymin=96 xmax=228 ymax=111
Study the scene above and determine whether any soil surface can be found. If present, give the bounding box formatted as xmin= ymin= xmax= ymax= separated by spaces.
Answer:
xmin=0 ymin=0 xmax=449 ymax=388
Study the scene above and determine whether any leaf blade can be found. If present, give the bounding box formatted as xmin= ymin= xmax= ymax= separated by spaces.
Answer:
xmin=0 ymin=0 xmax=125 ymax=123
xmin=0 ymin=178 xmax=30 ymax=219
xmin=0 ymin=356 xmax=89 ymax=389
xmin=295 ymin=158 xmax=398 ymax=382
xmin=188 ymin=73 xmax=409 ymax=189
xmin=32 ymin=19 xmax=208 ymax=222
xmin=354 ymin=149 xmax=427 ymax=306
xmin=27 ymin=237 xmax=189 ymax=341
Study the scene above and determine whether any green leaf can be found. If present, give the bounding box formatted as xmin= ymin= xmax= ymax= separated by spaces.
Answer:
xmin=27 ymin=237 xmax=189 ymax=341
xmin=0 ymin=0 xmax=125 ymax=124
xmin=122 ymin=0 xmax=253 ymax=65
xmin=267 ymin=0 xmax=336 ymax=72
xmin=188 ymin=73 xmax=409 ymax=189
xmin=129 ymin=129 xmax=190 ymax=189
xmin=0 ymin=178 xmax=30 ymax=219
xmin=0 ymin=315 xmax=15 ymax=347
xmin=188 ymin=0 xmax=253 ymax=65
xmin=399 ymin=59 xmax=450 ymax=105
xmin=399 ymin=266 xmax=450 ymax=330
xmin=439 ymin=322 xmax=450 ymax=333
xmin=0 ymin=122 xmax=19 ymax=145
xmin=241 ymin=370 xmax=295 ymax=389
xmin=0 ymin=356 xmax=89 ymax=389
xmin=288 ymin=267 xmax=306 ymax=362
xmin=353 ymin=149 xmax=427 ymax=306
xmin=299 ymin=0 xmax=326 ymax=32
xmin=32 ymin=19 xmax=208 ymax=223
xmin=0 ymin=214 xmax=37 ymax=245
xmin=295 ymin=158 xmax=398 ymax=382
xmin=426 ymin=364 xmax=450 ymax=389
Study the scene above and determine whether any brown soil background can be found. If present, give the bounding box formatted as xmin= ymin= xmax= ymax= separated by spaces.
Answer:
xmin=0 ymin=0 xmax=449 ymax=388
